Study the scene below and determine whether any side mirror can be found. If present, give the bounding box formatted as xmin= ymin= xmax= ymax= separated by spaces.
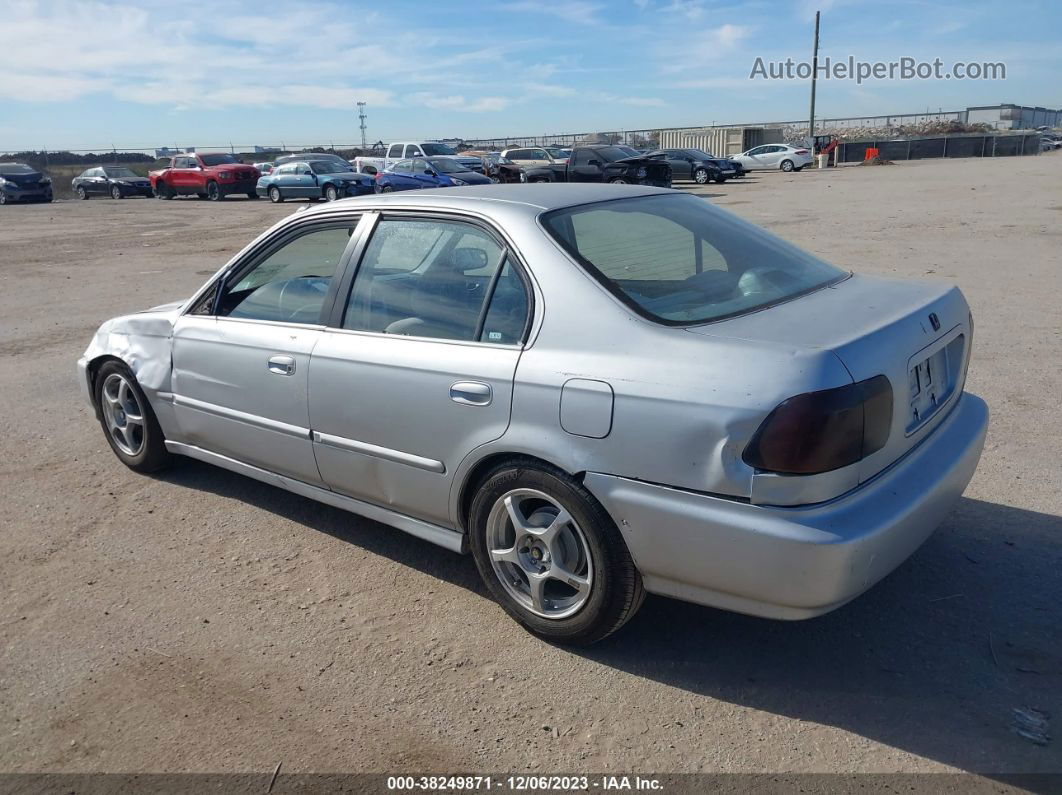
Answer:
xmin=425 ymin=169 xmax=437 ymax=177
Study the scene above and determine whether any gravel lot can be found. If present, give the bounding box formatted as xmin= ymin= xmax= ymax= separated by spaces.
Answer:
xmin=1 ymin=156 xmax=1059 ymax=778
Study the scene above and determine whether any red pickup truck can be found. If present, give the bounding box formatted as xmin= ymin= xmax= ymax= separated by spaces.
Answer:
xmin=150 ymin=153 xmax=260 ymax=201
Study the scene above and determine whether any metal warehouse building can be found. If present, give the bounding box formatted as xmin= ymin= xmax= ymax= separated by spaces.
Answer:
xmin=657 ymin=125 xmax=784 ymax=156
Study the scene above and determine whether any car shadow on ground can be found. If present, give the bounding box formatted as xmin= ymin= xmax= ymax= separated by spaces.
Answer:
xmin=160 ymin=461 xmax=1061 ymax=776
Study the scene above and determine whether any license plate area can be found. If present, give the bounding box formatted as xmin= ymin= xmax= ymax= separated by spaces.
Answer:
xmin=906 ymin=331 xmax=965 ymax=434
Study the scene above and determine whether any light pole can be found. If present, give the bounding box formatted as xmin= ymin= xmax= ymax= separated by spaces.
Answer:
xmin=356 ymin=101 xmax=368 ymax=149
xmin=808 ymin=10 xmax=820 ymax=148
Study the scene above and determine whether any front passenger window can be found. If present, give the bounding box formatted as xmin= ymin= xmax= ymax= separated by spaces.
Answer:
xmin=217 ymin=223 xmax=357 ymax=324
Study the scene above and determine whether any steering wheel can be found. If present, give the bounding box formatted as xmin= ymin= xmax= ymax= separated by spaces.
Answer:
xmin=276 ymin=276 xmax=330 ymax=322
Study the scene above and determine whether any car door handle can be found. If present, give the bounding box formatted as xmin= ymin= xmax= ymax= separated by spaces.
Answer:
xmin=450 ymin=381 xmax=492 ymax=406
xmin=267 ymin=355 xmax=296 ymax=376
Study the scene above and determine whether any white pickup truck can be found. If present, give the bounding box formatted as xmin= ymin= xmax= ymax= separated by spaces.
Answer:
xmin=353 ymin=142 xmax=483 ymax=175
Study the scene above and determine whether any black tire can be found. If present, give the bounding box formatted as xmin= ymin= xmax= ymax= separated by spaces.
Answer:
xmin=206 ymin=181 xmax=222 ymax=201
xmin=196 ymin=193 xmax=207 ymax=200
xmin=93 ymin=360 xmax=172 ymax=473
xmin=269 ymin=186 xmax=283 ymax=203
xmin=325 ymin=184 xmax=339 ymax=201
xmin=380 ymin=185 xmax=393 ymax=192
xmin=794 ymin=166 xmax=804 ymax=172
xmin=693 ymin=167 xmax=710 ymax=184
xmin=714 ymin=177 xmax=728 ymax=183
xmin=0 ymin=193 xmax=8 ymax=205
xmin=155 ymin=181 xmax=173 ymax=199
xmin=246 ymin=191 xmax=258 ymax=199
xmin=780 ymin=159 xmax=794 ymax=172
xmin=469 ymin=460 xmax=645 ymax=645
xmin=490 ymin=175 xmax=501 ymax=184
xmin=608 ymin=177 xmax=631 ymax=185
xmin=110 ymin=185 xmax=123 ymax=200
xmin=76 ymin=186 xmax=88 ymax=200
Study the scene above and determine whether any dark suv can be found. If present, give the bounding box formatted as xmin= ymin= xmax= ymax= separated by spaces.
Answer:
xmin=0 ymin=163 xmax=53 ymax=204
xmin=645 ymin=148 xmax=742 ymax=184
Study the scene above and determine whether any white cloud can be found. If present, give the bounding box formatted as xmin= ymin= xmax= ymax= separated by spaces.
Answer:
xmin=502 ymin=1 xmax=604 ymax=25
xmin=0 ymin=0 xmax=517 ymax=113
xmin=411 ymin=93 xmax=512 ymax=113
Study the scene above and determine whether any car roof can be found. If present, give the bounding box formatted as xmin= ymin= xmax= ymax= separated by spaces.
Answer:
xmin=300 ymin=183 xmax=675 ymax=217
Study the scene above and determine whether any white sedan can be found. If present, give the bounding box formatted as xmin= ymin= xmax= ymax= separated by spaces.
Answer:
xmin=732 ymin=144 xmax=814 ymax=172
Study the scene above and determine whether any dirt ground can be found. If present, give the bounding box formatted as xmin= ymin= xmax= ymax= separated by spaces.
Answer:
xmin=1 ymin=156 xmax=1059 ymax=777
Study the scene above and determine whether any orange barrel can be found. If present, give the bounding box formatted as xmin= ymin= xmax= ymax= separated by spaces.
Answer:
xmin=864 ymin=147 xmax=880 ymax=160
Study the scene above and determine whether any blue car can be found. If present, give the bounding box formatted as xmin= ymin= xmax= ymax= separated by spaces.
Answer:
xmin=256 ymin=159 xmax=375 ymax=203
xmin=375 ymin=157 xmax=492 ymax=192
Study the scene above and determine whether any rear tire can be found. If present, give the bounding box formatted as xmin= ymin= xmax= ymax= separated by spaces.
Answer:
xmin=246 ymin=191 xmax=257 ymax=199
xmin=93 ymin=361 xmax=172 ymax=473
xmin=780 ymin=159 xmax=794 ymax=172
xmin=380 ymin=185 xmax=393 ymax=192
xmin=469 ymin=460 xmax=645 ymax=645
xmin=76 ymin=186 xmax=88 ymax=200
xmin=608 ymin=177 xmax=631 ymax=185
xmin=269 ymin=186 xmax=283 ymax=203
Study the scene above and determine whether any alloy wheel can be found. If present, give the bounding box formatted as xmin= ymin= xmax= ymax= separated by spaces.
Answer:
xmin=100 ymin=373 xmax=146 ymax=456
xmin=486 ymin=488 xmax=594 ymax=619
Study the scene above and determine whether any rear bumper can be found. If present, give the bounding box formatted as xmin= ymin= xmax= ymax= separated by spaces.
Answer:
xmin=584 ymin=392 xmax=989 ymax=620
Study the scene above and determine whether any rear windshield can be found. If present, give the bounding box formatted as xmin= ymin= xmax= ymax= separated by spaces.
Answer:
xmin=542 ymin=194 xmax=847 ymax=326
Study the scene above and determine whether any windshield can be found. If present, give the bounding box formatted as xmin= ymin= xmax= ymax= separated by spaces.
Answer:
xmin=542 ymin=194 xmax=847 ymax=326
xmin=104 ymin=167 xmax=138 ymax=177
xmin=0 ymin=163 xmax=35 ymax=174
xmin=615 ymin=146 xmax=640 ymax=157
xmin=310 ymin=160 xmax=353 ymax=174
xmin=421 ymin=143 xmax=457 ymax=156
xmin=546 ymin=147 xmax=568 ymax=157
xmin=427 ymin=158 xmax=464 ymax=174
xmin=199 ymin=153 xmax=240 ymax=166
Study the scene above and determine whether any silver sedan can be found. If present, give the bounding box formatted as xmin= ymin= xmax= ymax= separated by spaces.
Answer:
xmin=78 ymin=184 xmax=988 ymax=644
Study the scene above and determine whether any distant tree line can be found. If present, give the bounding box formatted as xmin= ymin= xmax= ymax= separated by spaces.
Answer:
xmin=0 ymin=150 xmax=155 ymax=168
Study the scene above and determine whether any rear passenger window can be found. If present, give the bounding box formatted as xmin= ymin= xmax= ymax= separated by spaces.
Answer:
xmin=387 ymin=144 xmax=403 ymax=158
xmin=342 ymin=218 xmax=528 ymax=344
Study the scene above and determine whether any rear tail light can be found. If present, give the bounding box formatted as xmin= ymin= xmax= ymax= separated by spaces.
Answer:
xmin=742 ymin=375 xmax=893 ymax=475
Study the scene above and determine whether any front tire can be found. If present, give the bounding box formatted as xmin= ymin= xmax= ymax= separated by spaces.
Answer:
xmin=76 ymin=186 xmax=89 ymax=200
xmin=780 ymin=159 xmax=795 ymax=172
xmin=206 ymin=181 xmax=222 ymax=201
xmin=608 ymin=177 xmax=631 ymax=185
xmin=693 ymin=167 xmax=709 ymax=184
xmin=111 ymin=185 xmax=123 ymax=200
xmin=93 ymin=361 xmax=171 ymax=473
xmin=155 ymin=181 xmax=173 ymax=199
xmin=268 ymin=186 xmax=283 ymax=203
xmin=469 ymin=461 xmax=645 ymax=645
xmin=324 ymin=184 xmax=339 ymax=202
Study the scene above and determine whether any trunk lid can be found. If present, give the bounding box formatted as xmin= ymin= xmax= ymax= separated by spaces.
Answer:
xmin=687 ymin=274 xmax=972 ymax=487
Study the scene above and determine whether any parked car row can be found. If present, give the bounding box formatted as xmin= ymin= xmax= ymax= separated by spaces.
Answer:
xmin=1 ymin=136 xmax=821 ymax=208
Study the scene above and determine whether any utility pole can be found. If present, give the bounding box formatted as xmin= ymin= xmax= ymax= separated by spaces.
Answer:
xmin=356 ymin=101 xmax=368 ymax=149
xmin=808 ymin=10 xmax=820 ymax=147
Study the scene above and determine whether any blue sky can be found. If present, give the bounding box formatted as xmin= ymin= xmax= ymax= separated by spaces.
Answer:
xmin=1 ymin=0 xmax=1059 ymax=151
